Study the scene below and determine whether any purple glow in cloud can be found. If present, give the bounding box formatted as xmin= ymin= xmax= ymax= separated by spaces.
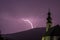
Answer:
xmin=0 ymin=0 xmax=60 ymax=34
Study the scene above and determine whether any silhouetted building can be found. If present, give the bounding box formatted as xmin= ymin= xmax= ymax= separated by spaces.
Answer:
xmin=45 ymin=25 xmax=60 ymax=40
xmin=42 ymin=25 xmax=60 ymax=40
xmin=42 ymin=10 xmax=60 ymax=40
xmin=42 ymin=9 xmax=52 ymax=40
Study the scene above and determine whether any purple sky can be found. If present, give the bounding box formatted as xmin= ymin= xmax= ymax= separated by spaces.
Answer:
xmin=0 ymin=0 xmax=60 ymax=34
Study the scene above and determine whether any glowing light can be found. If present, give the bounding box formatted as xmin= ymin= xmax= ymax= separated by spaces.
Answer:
xmin=22 ymin=19 xmax=33 ymax=28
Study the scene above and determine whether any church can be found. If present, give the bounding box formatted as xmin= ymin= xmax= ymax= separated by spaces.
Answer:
xmin=42 ymin=10 xmax=60 ymax=40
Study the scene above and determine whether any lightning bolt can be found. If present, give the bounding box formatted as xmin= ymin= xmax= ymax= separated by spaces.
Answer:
xmin=22 ymin=19 xmax=33 ymax=28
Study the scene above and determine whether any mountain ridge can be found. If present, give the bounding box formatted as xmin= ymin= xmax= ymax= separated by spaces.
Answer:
xmin=2 ymin=27 xmax=46 ymax=40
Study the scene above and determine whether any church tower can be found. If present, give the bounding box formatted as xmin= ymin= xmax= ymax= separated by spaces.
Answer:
xmin=46 ymin=9 xmax=52 ymax=32
xmin=42 ymin=9 xmax=52 ymax=40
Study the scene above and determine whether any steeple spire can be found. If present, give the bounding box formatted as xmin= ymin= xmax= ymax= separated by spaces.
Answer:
xmin=46 ymin=9 xmax=52 ymax=32
xmin=42 ymin=9 xmax=52 ymax=40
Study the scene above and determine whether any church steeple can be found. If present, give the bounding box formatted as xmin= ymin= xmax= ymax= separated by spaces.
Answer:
xmin=47 ymin=9 xmax=52 ymax=23
xmin=46 ymin=9 xmax=52 ymax=32
xmin=42 ymin=9 xmax=52 ymax=40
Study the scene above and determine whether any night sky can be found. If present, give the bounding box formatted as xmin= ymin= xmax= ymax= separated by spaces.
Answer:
xmin=0 ymin=0 xmax=60 ymax=34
